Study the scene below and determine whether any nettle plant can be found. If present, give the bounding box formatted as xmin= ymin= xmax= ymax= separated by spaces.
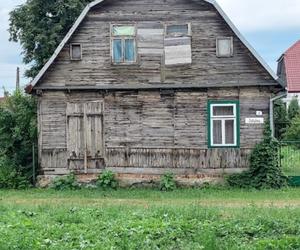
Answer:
xmin=159 ymin=172 xmax=177 ymax=191
xmin=50 ymin=173 xmax=81 ymax=190
xmin=97 ymin=170 xmax=118 ymax=189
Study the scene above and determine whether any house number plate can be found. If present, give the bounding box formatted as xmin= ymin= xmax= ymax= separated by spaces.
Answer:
xmin=245 ymin=118 xmax=264 ymax=124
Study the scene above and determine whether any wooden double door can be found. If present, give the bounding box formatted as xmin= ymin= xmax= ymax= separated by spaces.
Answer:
xmin=66 ymin=101 xmax=104 ymax=173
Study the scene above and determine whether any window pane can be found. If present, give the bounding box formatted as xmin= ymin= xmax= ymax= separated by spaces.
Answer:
xmin=113 ymin=39 xmax=122 ymax=63
xmin=213 ymin=106 xmax=234 ymax=116
xmin=113 ymin=26 xmax=135 ymax=36
xmin=217 ymin=38 xmax=232 ymax=57
xmin=71 ymin=45 xmax=81 ymax=60
xmin=124 ymin=39 xmax=135 ymax=62
xmin=213 ymin=120 xmax=222 ymax=145
xmin=225 ymin=120 xmax=235 ymax=144
xmin=166 ymin=24 xmax=189 ymax=35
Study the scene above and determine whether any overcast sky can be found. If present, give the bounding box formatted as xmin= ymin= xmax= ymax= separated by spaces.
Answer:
xmin=0 ymin=0 xmax=300 ymax=95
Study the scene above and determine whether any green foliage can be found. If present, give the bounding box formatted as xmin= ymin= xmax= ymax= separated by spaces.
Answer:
xmin=9 ymin=0 xmax=93 ymax=78
xmin=274 ymin=99 xmax=289 ymax=139
xmin=227 ymin=123 xmax=288 ymax=189
xmin=1 ymin=189 xmax=300 ymax=249
xmin=0 ymin=156 xmax=30 ymax=189
xmin=280 ymin=145 xmax=300 ymax=176
xmin=288 ymin=97 xmax=300 ymax=121
xmin=0 ymin=90 xmax=37 ymax=187
xmin=284 ymin=115 xmax=300 ymax=142
xmin=159 ymin=172 xmax=177 ymax=191
xmin=97 ymin=170 xmax=118 ymax=189
xmin=50 ymin=173 xmax=80 ymax=190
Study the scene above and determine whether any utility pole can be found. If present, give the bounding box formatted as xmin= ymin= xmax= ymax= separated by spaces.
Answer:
xmin=16 ymin=67 xmax=20 ymax=90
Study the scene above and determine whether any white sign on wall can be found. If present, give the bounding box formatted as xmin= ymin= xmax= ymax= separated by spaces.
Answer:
xmin=245 ymin=118 xmax=264 ymax=124
xmin=256 ymin=111 xmax=263 ymax=116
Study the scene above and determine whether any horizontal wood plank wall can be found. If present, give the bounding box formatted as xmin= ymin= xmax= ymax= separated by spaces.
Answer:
xmin=38 ymin=87 xmax=270 ymax=175
xmin=38 ymin=0 xmax=276 ymax=89
xmin=240 ymin=87 xmax=271 ymax=148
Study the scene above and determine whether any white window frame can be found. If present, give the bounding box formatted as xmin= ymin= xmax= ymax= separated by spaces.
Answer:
xmin=210 ymin=103 xmax=237 ymax=147
xmin=110 ymin=24 xmax=137 ymax=65
xmin=70 ymin=43 xmax=82 ymax=61
xmin=216 ymin=37 xmax=233 ymax=57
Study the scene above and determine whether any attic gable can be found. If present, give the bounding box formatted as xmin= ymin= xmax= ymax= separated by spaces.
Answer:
xmin=30 ymin=0 xmax=278 ymax=90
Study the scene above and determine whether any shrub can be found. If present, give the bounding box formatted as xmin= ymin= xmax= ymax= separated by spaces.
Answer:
xmin=0 ymin=156 xmax=30 ymax=189
xmin=97 ymin=170 xmax=118 ymax=189
xmin=0 ymin=90 xmax=37 ymax=187
xmin=288 ymin=97 xmax=300 ymax=121
xmin=50 ymin=173 xmax=80 ymax=190
xmin=274 ymin=99 xmax=289 ymax=139
xmin=227 ymin=123 xmax=288 ymax=189
xmin=284 ymin=114 xmax=300 ymax=142
xmin=159 ymin=172 xmax=176 ymax=191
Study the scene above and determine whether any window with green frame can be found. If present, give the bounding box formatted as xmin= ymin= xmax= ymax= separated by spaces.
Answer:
xmin=208 ymin=100 xmax=240 ymax=148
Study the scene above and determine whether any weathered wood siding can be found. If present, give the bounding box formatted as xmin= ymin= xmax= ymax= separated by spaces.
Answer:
xmin=37 ymin=0 xmax=276 ymax=89
xmin=35 ymin=0 xmax=278 ymax=178
xmin=38 ymin=87 xmax=271 ymax=175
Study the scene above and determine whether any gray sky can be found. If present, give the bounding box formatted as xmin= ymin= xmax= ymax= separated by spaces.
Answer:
xmin=0 ymin=0 xmax=300 ymax=95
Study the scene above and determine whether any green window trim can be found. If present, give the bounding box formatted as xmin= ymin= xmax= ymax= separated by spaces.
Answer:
xmin=207 ymin=100 xmax=240 ymax=148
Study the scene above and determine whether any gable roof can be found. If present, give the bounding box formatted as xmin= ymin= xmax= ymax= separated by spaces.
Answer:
xmin=30 ymin=0 xmax=278 ymax=89
xmin=281 ymin=40 xmax=300 ymax=92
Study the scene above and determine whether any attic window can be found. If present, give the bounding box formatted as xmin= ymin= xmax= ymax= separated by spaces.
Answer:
xmin=166 ymin=24 xmax=190 ymax=37
xmin=216 ymin=37 xmax=233 ymax=57
xmin=111 ymin=25 xmax=137 ymax=64
xmin=70 ymin=44 xmax=82 ymax=60
xmin=164 ymin=23 xmax=192 ymax=66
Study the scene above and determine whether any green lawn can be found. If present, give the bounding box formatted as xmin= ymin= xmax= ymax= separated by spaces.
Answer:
xmin=1 ymin=188 xmax=300 ymax=249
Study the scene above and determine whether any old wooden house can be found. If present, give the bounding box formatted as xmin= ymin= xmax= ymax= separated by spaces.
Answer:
xmin=29 ymin=0 xmax=283 ymax=185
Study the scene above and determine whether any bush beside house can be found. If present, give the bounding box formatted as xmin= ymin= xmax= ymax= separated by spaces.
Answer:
xmin=0 ymin=91 xmax=37 ymax=188
xmin=227 ymin=124 xmax=288 ymax=189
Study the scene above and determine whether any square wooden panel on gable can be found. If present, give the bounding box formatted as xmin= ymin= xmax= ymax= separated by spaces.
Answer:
xmin=216 ymin=37 xmax=233 ymax=58
xmin=70 ymin=44 xmax=82 ymax=61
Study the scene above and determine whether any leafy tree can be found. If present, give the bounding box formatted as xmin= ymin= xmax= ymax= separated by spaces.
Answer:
xmin=288 ymin=98 xmax=300 ymax=121
xmin=227 ymin=123 xmax=288 ymax=189
xmin=274 ymin=99 xmax=289 ymax=140
xmin=0 ymin=90 xmax=37 ymax=186
xmin=284 ymin=115 xmax=300 ymax=142
xmin=9 ymin=0 xmax=92 ymax=78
